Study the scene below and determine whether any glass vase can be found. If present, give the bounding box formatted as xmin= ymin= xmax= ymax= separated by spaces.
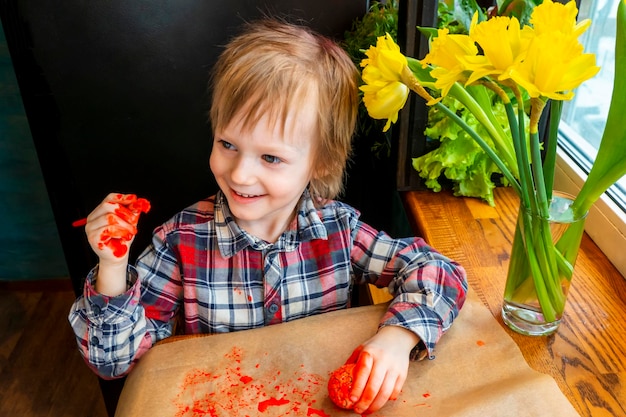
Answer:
xmin=502 ymin=191 xmax=588 ymax=336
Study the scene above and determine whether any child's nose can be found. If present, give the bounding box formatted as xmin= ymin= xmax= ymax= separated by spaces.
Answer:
xmin=230 ymin=156 xmax=256 ymax=185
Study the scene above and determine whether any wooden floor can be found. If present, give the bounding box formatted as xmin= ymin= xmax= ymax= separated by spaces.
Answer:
xmin=0 ymin=282 xmax=107 ymax=417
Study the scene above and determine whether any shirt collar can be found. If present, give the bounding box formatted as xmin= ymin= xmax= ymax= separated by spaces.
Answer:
xmin=215 ymin=189 xmax=328 ymax=258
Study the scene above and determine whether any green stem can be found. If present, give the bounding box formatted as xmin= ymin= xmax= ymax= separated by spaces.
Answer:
xmin=528 ymin=114 xmax=564 ymax=317
xmin=520 ymin=211 xmax=557 ymax=322
xmin=515 ymin=103 xmax=537 ymax=214
xmin=508 ymin=96 xmax=564 ymax=321
xmin=530 ymin=131 xmax=550 ymax=218
xmin=504 ymin=101 xmax=530 ymax=210
xmin=555 ymin=219 xmax=586 ymax=280
xmin=447 ymin=83 xmax=520 ymax=180
xmin=433 ymin=102 xmax=522 ymax=196
xmin=543 ymin=99 xmax=562 ymax=201
xmin=466 ymin=85 xmax=519 ymax=178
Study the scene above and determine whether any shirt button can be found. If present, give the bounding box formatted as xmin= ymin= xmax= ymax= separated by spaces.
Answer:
xmin=90 ymin=336 xmax=100 ymax=346
xmin=92 ymin=304 xmax=102 ymax=315
xmin=268 ymin=304 xmax=279 ymax=314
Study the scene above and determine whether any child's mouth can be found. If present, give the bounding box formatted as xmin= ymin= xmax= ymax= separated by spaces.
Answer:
xmin=233 ymin=190 xmax=261 ymax=199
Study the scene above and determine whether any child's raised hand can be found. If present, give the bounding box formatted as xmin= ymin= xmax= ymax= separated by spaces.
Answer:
xmin=344 ymin=326 xmax=420 ymax=414
xmin=85 ymin=193 xmax=151 ymax=263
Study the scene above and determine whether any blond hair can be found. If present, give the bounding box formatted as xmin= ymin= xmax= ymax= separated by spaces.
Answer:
xmin=209 ymin=18 xmax=358 ymax=203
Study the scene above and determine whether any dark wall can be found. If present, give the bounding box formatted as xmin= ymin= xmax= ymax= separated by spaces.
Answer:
xmin=1 ymin=1 xmax=370 ymax=295
xmin=0 ymin=20 xmax=68 ymax=280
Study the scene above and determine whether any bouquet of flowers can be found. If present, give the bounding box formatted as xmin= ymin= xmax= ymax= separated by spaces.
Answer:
xmin=359 ymin=0 xmax=626 ymax=334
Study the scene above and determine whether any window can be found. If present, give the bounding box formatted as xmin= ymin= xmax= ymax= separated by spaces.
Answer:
xmin=556 ymin=0 xmax=626 ymax=277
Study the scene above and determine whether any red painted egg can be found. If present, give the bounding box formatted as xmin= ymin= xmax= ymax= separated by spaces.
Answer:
xmin=327 ymin=363 xmax=356 ymax=410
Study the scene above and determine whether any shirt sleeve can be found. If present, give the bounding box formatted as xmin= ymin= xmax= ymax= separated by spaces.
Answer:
xmin=350 ymin=220 xmax=468 ymax=359
xmin=68 ymin=266 xmax=153 ymax=379
xmin=68 ymin=230 xmax=182 ymax=379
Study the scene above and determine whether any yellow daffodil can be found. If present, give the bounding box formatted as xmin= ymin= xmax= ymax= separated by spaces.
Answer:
xmin=360 ymin=33 xmax=410 ymax=131
xmin=360 ymin=33 xmax=407 ymax=76
xmin=420 ymin=28 xmax=478 ymax=97
xmin=503 ymin=31 xmax=600 ymax=101
xmin=360 ymin=81 xmax=408 ymax=132
xmin=530 ymin=0 xmax=591 ymax=37
xmin=463 ymin=14 xmax=525 ymax=85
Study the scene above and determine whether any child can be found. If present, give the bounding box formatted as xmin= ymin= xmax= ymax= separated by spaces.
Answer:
xmin=69 ymin=18 xmax=467 ymax=414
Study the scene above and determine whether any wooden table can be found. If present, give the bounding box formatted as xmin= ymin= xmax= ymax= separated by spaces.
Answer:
xmin=382 ymin=187 xmax=625 ymax=417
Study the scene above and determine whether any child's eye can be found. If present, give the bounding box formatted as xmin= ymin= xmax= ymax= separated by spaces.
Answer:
xmin=218 ymin=140 xmax=235 ymax=150
xmin=262 ymin=155 xmax=281 ymax=164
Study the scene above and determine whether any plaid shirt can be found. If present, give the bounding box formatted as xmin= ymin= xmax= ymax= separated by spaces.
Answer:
xmin=69 ymin=190 xmax=467 ymax=379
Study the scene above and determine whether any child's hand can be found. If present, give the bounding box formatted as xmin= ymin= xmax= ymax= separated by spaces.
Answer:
xmin=85 ymin=193 xmax=151 ymax=264
xmin=345 ymin=326 xmax=420 ymax=414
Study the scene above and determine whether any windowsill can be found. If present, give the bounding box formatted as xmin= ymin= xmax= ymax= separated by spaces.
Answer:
xmin=554 ymin=147 xmax=626 ymax=278
xmin=392 ymin=186 xmax=626 ymax=416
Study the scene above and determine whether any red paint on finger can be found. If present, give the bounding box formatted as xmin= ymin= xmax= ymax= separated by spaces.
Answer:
xmin=114 ymin=207 xmax=140 ymax=225
xmin=128 ymin=197 xmax=151 ymax=214
xmin=101 ymin=226 xmax=133 ymax=241
xmin=97 ymin=195 xmax=151 ymax=258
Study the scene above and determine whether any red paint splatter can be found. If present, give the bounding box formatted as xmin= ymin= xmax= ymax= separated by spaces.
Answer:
xmin=476 ymin=340 xmax=486 ymax=346
xmin=224 ymin=346 xmax=243 ymax=363
xmin=258 ymin=397 xmax=290 ymax=412
xmin=307 ymin=407 xmax=330 ymax=416
xmin=173 ymin=347 xmax=327 ymax=417
xmin=422 ymin=391 xmax=431 ymax=398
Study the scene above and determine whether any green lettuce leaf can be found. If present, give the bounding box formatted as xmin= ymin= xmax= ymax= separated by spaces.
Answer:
xmin=412 ymin=93 xmax=515 ymax=206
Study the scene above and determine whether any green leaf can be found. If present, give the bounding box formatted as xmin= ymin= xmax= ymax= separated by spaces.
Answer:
xmin=452 ymin=0 xmax=486 ymax=32
xmin=417 ymin=26 xmax=439 ymax=40
xmin=412 ymin=95 xmax=504 ymax=205
xmin=573 ymin=0 xmax=626 ymax=216
xmin=497 ymin=0 xmax=538 ymax=26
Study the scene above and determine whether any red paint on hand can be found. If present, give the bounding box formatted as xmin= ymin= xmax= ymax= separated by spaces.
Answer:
xmin=128 ymin=197 xmax=151 ymax=213
xmin=327 ymin=363 xmax=356 ymax=410
xmin=98 ymin=194 xmax=151 ymax=258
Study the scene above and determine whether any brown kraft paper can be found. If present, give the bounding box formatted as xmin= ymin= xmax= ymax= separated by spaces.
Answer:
xmin=115 ymin=288 xmax=580 ymax=416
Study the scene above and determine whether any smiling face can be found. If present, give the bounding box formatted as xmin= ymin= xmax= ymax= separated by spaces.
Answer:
xmin=209 ymin=20 xmax=359 ymax=206
xmin=209 ymin=94 xmax=320 ymax=243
